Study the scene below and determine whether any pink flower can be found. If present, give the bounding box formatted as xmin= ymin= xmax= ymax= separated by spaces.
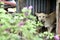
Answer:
xmin=29 ymin=6 xmax=33 ymax=9
xmin=54 ymin=35 xmax=59 ymax=40
xmin=19 ymin=21 xmax=24 ymax=26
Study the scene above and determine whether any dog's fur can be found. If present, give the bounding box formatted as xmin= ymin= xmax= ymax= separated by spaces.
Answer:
xmin=35 ymin=11 xmax=56 ymax=32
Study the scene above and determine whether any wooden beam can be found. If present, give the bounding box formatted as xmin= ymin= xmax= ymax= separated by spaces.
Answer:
xmin=56 ymin=0 xmax=60 ymax=34
xmin=16 ymin=0 xmax=26 ymax=13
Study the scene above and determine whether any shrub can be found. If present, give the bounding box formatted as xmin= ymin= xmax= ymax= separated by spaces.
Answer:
xmin=0 ymin=5 xmax=44 ymax=40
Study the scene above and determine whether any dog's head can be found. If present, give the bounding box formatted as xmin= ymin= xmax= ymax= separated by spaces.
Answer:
xmin=35 ymin=13 xmax=48 ymax=23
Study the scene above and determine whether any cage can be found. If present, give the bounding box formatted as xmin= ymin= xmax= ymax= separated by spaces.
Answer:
xmin=16 ymin=0 xmax=56 ymax=14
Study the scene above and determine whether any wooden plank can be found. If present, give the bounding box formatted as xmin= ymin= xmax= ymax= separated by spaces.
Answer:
xmin=56 ymin=0 xmax=60 ymax=34
xmin=58 ymin=3 xmax=60 ymax=34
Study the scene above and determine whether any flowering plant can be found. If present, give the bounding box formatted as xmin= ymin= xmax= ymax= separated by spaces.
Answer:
xmin=54 ymin=35 xmax=60 ymax=40
xmin=0 ymin=2 xmax=6 ymax=13
xmin=0 ymin=6 xmax=44 ymax=40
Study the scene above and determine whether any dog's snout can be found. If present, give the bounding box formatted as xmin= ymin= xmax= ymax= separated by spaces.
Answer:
xmin=41 ymin=20 xmax=45 ymax=23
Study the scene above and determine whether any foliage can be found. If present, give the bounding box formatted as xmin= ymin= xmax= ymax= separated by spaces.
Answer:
xmin=0 ymin=2 xmax=6 ymax=13
xmin=0 ymin=5 xmax=44 ymax=40
xmin=39 ymin=32 xmax=54 ymax=40
xmin=0 ymin=5 xmax=55 ymax=40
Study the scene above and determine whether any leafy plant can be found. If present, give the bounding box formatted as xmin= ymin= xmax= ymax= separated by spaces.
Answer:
xmin=39 ymin=32 xmax=54 ymax=40
xmin=0 ymin=3 xmax=55 ymax=40
xmin=0 ymin=5 xmax=44 ymax=40
xmin=0 ymin=2 xmax=6 ymax=13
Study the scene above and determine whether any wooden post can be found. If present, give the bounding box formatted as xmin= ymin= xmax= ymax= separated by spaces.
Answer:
xmin=16 ymin=0 xmax=20 ymax=13
xmin=56 ymin=0 xmax=60 ymax=34
xmin=16 ymin=0 xmax=26 ymax=13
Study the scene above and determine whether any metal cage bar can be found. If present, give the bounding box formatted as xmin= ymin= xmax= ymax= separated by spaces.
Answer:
xmin=16 ymin=0 xmax=56 ymax=14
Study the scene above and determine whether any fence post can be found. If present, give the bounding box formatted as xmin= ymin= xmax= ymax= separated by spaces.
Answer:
xmin=16 ymin=0 xmax=20 ymax=13
xmin=56 ymin=0 xmax=60 ymax=34
xmin=16 ymin=0 xmax=26 ymax=13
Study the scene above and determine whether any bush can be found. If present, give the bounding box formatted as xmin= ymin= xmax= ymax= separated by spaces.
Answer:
xmin=0 ymin=5 xmax=44 ymax=40
xmin=0 ymin=2 xmax=56 ymax=39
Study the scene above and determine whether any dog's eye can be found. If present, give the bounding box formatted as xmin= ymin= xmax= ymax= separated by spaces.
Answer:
xmin=39 ymin=16 xmax=41 ymax=17
xmin=46 ymin=17 xmax=48 ymax=18
xmin=43 ymin=16 xmax=44 ymax=18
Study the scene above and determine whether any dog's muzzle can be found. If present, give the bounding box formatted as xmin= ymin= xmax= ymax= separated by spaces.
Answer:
xmin=41 ymin=20 xmax=45 ymax=23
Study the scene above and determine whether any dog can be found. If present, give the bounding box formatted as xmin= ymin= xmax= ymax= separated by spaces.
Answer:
xmin=35 ymin=11 xmax=56 ymax=32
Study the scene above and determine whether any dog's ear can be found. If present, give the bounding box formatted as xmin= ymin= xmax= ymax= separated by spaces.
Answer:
xmin=47 ymin=11 xmax=55 ymax=18
xmin=35 ymin=13 xmax=39 ymax=16
xmin=35 ymin=13 xmax=44 ymax=16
